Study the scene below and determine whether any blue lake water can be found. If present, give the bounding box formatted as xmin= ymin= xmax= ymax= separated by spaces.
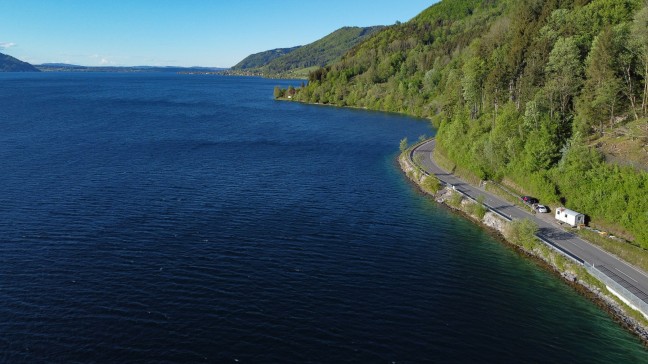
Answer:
xmin=0 ymin=73 xmax=646 ymax=363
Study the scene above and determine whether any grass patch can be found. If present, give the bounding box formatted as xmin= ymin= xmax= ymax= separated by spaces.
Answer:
xmin=413 ymin=153 xmax=424 ymax=168
xmin=406 ymin=169 xmax=420 ymax=182
xmin=433 ymin=147 xmax=481 ymax=186
xmin=590 ymin=117 xmax=648 ymax=171
xmin=447 ymin=191 xmax=463 ymax=208
xmin=485 ymin=182 xmax=532 ymax=212
xmin=475 ymin=195 xmax=488 ymax=219
xmin=421 ymin=176 xmax=441 ymax=194
xmin=464 ymin=196 xmax=488 ymax=220
xmin=433 ymin=147 xmax=455 ymax=172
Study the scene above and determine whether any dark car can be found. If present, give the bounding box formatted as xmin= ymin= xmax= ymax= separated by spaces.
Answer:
xmin=521 ymin=196 xmax=539 ymax=205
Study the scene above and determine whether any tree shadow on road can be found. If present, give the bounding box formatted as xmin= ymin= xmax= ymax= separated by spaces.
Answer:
xmin=538 ymin=227 xmax=574 ymax=241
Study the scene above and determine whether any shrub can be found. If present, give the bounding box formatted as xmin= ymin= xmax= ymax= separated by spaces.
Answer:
xmin=422 ymin=176 xmax=441 ymax=194
xmin=399 ymin=137 xmax=409 ymax=152
xmin=448 ymin=191 xmax=463 ymax=207
xmin=473 ymin=195 xmax=488 ymax=219
xmin=506 ymin=219 xmax=539 ymax=250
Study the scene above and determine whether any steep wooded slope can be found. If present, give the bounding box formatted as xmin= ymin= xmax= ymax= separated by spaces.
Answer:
xmin=232 ymin=46 xmax=300 ymax=70
xmin=292 ymin=0 xmax=648 ymax=246
xmin=262 ymin=26 xmax=384 ymax=74
xmin=233 ymin=26 xmax=383 ymax=77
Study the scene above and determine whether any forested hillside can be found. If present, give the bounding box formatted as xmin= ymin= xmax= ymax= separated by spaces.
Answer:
xmin=232 ymin=46 xmax=300 ymax=70
xmin=233 ymin=26 xmax=383 ymax=77
xmin=289 ymin=0 xmax=648 ymax=246
xmin=0 ymin=52 xmax=40 ymax=72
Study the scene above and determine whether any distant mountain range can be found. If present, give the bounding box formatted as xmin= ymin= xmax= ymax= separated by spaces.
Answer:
xmin=36 ymin=64 xmax=225 ymax=73
xmin=0 ymin=53 xmax=40 ymax=72
xmin=2 ymin=25 xmax=382 ymax=77
xmin=231 ymin=26 xmax=384 ymax=78
xmin=0 ymin=53 xmax=226 ymax=73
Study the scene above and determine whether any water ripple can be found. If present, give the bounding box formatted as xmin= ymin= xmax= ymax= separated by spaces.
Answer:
xmin=0 ymin=74 xmax=646 ymax=363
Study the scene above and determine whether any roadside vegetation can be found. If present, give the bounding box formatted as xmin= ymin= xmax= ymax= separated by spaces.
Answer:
xmin=421 ymin=175 xmax=442 ymax=194
xmin=506 ymin=219 xmax=540 ymax=250
xmin=471 ymin=195 xmax=489 ymax=219
xmin=577 ymin=229 xmax=648 ymax=272
xmin=399 ymin=137 xmax=409 ymax=152
xmin=447 ymin=190 xmax=464 ymax=208
xmin=286 ymin=0 xmax=648 ymax=247
xmin=401 ymin=135 xmax=648 ymax=333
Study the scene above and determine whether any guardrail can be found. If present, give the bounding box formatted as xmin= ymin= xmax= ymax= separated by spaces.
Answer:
xmin=452 ymin=185 xmax=513 ymax=222
xmin=407 ymin=139 xmax=648 ymax=316
xmin=536 ymin=234 xmax=584 ymax=265
xmin=408 ymin=140 xmax=511 ymax=223
xmin=407 ymin=140 xmax=431 ymax=177
xmin=585 ymin=263 xmax=648 ymax=319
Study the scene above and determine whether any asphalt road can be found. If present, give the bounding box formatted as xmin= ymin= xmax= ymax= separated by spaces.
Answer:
xmin=411 ymin=139 xmax=648 ymax=308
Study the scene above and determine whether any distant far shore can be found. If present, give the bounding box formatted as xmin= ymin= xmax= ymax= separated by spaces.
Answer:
xmin=35 ymin=64 xmax=227 ymax=74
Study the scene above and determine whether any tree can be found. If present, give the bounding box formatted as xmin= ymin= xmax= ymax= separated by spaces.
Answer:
xmin=462 ymin=56 xmax=486 ymax=119
xmin=557 ymin=132 xmax=603 ymax=183
xmin=484 ymin=46 xmax=512 ymax=119
xmin=273 ymin=86 xmax=283 ymax=99
xmin=633 ymin=5 xmax=648 ymax=115
xmin=523 ymin=122 xmax=560 ymax=172
xmin=524 ymin=100 xmax=541 ymax=131
xmin=399 ymin=137 xmax=409 ymax=152
xmin=545 ymin=37 xmax=582 ymax=122
xmin=506 ymin=219 xmax=539 ymax=249
xmin=615 ymin=24 xmax=640 ymax=121
xmin=579 ymin=27 xmax=623 ymax=134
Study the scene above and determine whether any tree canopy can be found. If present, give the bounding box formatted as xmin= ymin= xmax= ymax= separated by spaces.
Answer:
xmin=289 ymin=0 xmax=648 ymax=246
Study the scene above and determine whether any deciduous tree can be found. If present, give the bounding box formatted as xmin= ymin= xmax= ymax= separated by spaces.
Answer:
xmin=545 ymin=37 xmax=582 ymax=122
xmin=632 ymin=4 xmax=648 ymax=115
xmin=462 ymin=56 xmax=486 ymax=119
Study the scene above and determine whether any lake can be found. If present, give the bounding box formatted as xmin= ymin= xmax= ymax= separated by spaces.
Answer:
xmin=0 ymin=73 xmax=646 ymax=362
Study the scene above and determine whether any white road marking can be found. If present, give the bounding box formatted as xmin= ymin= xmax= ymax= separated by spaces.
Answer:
xmin=615 ymin=267 xmax=639 ymax=283
xmin=413 ymin=140 xmax=648 ymax=296
xmin=572 ymin=241 xmax=586 ymax=250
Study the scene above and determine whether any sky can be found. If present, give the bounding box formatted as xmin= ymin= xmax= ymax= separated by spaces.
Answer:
xmin=0 ymin=0 xmax=438 ymax=68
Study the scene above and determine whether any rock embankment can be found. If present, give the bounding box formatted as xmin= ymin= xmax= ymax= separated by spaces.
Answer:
xmin=398 ymin=151 xmax=648 ymax=343
xmin=400 ymin=152 xmax=510 ymax=236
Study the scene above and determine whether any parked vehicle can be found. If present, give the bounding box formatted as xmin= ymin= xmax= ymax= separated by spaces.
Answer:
xmin=535 ymin=204 xmax=549 ymax=213
xmin=555 ymin=207 xmax=585 ymax=227
xmin=521 ymin=196 xmax=538 ymax=205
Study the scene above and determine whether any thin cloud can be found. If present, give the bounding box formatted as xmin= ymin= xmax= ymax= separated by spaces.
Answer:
xmin=0 ymin=42 xmax=16 ymax=49
xmin=90 ymin=54 xmax=114 ymax=65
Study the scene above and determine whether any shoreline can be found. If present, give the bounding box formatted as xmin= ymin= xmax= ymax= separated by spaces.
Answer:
xmin=277 ymin=98 xmax=429 ymax=120
xmin=398 ymin=151 xmax=648 ymax=345
xmin=283 ymin=96 xmax=648 ymax=344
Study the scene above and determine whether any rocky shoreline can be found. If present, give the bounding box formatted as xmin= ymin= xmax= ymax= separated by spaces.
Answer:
xmin=398 ymin=152 xmax=648 ymax=345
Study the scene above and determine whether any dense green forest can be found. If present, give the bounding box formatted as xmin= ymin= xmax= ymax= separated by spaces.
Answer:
xmin=233 ymin=26 xmax=383 ymax=78
xmin=288 ymin=0 xmax=648 ymax=246
xmin=0 ymin=52 xmax=39 ymax=72
xmin=232 ymin=46 xmax=300 ymax=70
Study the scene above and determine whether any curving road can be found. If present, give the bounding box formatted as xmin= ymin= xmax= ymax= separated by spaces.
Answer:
xmin=411 ymin=139 xmax=648 ymax=311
